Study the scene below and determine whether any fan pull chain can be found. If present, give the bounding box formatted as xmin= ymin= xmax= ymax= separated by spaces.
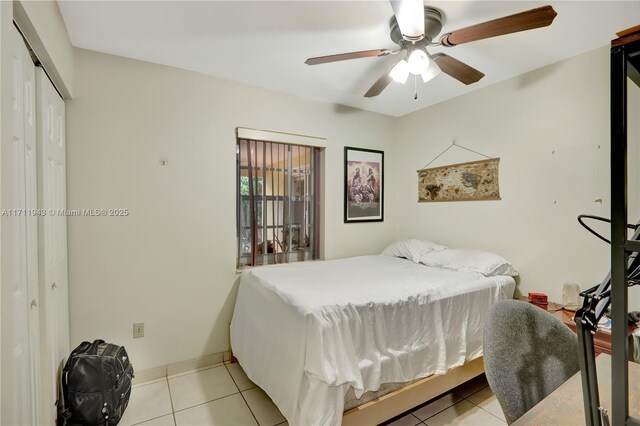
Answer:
xmin=414 ymin=74 xmax=418 ymax=100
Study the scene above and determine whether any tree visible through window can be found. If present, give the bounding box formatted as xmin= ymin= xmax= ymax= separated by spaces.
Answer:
xmin=236 ymin=139 xmax=319 ymax=267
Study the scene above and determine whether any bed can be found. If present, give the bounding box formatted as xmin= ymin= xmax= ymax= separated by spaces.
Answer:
xmin=230 ymin=251 xmax=516 ymax=425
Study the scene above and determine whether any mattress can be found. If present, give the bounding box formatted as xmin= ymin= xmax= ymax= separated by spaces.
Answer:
xmin=230 ymin=255 xmax=515 ymax=425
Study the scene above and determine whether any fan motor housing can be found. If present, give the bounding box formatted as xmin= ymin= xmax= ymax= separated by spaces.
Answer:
xmin=390 ymin=6 xmax=443 ymax=45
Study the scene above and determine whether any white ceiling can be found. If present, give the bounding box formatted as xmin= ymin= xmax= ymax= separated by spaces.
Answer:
xmin=58 ymin=1 xmax=640 ymax=117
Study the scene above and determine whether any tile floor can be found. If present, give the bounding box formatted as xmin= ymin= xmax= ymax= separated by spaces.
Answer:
xmin=120 ymin=362 xmax=505 ymax=426
xmin=119 ymin=362 xmax=285 ymax=426
xmin=383 ymin=374 xmax=507 ymax=426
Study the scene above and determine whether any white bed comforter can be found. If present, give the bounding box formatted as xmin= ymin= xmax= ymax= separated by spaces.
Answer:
xmin=230 ymin=255 xmax=515 ymax=425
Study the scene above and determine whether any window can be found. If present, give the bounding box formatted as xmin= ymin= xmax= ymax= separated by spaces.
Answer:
xmin=236 ymin=138 xmax=319 ymax=268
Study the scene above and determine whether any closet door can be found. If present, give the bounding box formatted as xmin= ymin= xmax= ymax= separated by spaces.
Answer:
xmin=0 ymin=27 xmax=37 ymax=426
xmin=23 ymin=30 xmax=41 ymax=426
xmin=37 ymin=67 xmax=69 ymax=425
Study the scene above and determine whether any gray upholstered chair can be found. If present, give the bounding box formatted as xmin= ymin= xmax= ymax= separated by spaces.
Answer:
xmin=483 ymin=299 xmax=580 ymax=424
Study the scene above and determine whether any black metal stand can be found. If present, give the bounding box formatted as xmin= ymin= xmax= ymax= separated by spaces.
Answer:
xmin=575 ymin=265 xmax=614 ymax=426
xmin=611 ymin=30 xmax=640 ymax=426
xmin=577 ymin=28 xmax=640 ymax=426
xmin=576 ymin=319 xmax=601 ymax=426
xmin=574 ymin=28 xmax=640 ymax=426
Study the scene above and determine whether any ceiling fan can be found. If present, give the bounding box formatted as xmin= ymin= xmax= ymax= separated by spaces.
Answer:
xmin=305 ymin=1 xmax=557 ymax=98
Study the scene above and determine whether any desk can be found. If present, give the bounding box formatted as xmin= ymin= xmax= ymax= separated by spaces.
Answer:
xmin=551 ymin=308 xmax=637 ymax=355
xmin=513 ymin=354 xmax=640 ymax=425
xmin=515 ymin=298 xmax=638 ymax=355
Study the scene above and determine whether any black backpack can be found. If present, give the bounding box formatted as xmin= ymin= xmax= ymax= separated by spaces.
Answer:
xmin=62 ymin=339 xmax=134 ymax=425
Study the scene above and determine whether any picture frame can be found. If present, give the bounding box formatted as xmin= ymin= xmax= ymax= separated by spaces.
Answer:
xmin=344 ymin=146 xmax=384 ymax=223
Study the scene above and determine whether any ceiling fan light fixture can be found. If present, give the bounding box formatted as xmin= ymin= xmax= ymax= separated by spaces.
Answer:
xmin=390 ymin=0 xmax=426 ymax=41
xmin=421 ymin=58 xmax=441 ymax=83
xmin=389 ymin=60 xmax=410 ymax=84
xmin=307 ymin=3 xmax=558 ymax=99
xmin=407 ymin=49 xmax=429 ymax=75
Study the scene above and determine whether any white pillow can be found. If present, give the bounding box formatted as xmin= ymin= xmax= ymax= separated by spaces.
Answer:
xmin=382 ymin=239 xmax=447 ymax=264
xmin=419 ymin=248 xmax=518 ymax=277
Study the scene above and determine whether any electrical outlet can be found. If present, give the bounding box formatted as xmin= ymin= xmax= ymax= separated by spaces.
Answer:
xmin=133 ymin=322 xmax=144 ymax=339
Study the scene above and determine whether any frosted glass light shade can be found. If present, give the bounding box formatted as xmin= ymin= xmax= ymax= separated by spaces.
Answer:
xmin=407 ymin=50 xmax=429 ymax=75
xmin=389 ymin=60 xmax=410 ymax=84
xmin=421 ymin=58 xmax=441 ymax=83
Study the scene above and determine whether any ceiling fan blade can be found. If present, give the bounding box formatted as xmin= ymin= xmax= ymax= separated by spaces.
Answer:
xmin=305 ymin=49 xmax=390 ymax=65
xmin=441 ymin=5 xmax=557 ymax=47
xmin=364 ymin=71 xmax=393 ymax=98
xmin=390 ymin=0 xmax=425 ymax=41
xmin=432 ymin=53 xmax=484 ymax=85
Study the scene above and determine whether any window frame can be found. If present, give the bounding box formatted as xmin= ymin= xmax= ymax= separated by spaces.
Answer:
xmin=236 ymin=133 xmax=321 ymax=269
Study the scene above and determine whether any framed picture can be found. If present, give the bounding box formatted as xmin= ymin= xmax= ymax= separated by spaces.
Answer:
xmin=344 ymin=146 xmax=384 ymax=223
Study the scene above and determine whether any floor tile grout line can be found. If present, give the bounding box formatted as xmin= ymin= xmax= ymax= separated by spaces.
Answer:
xmin=478 ymin=406 xmax=507 ymax=424
xmin=167 ymin=363 xmax=226 ymax=381
xmin=224 ymin=363 xmax=258 ymax=392
xmin=127 ymin=378 xmax=174 ymax=426
xmin=129 ymin=411 xmax=174 ymax=426
xmin=461 ymin=383 xmax=490 ymax=399
xmin=168 ymin=365 xmax=243 ymax=414
xmin=225 ymin=363 xmax=262 ymax=425
xmin=408 ymin=381 xmax=489 ymax=422
xmin=240 ymin=392 xmax=260 ymax=425
xmin=461 ymin=395 xmax=507 ymax=424
xmin=224 ymin=363 xmax=243 ymax=394
xmin=132 ymin=376 xmax=169 ymax=389
xmin=165 ymin=378 xmax=178 ymax=426
xmin=417 ymin=398 xmax=505 ymax=426
xmin=238 ymin=389 xmax=261 ymax=425
xmin=171 ymin=390 xmax=242 ymax=414
xmin=413 ymin=399 xmax=461 ymax=422
xmin=230 ymin=363 xmax=285 ymax=425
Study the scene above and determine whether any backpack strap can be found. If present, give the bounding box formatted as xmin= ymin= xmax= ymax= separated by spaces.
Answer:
xmin=88 ymin=339 xmax=105 ymax=355
xmin=61 ymin=341 xmax=93 ymax=424
xmin=61 ymin=340 xmax=107 ymax=425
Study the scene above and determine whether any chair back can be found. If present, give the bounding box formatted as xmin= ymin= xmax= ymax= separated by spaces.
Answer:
xmin=483 ymin=299 xmax=580 ymax=424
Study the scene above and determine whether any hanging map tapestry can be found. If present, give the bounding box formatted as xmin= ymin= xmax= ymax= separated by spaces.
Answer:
xmin=417 ymin=158 xmax=500 ymax=202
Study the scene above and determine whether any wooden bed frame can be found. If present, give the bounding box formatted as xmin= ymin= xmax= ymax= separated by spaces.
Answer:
xmin=342 ymin=357 xmax=484 ymax=425
xmin=230 ymin=331 xmax=484 ymax=426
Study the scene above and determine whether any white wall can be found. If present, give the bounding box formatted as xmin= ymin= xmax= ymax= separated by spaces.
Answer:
xmin=66 ymin=48 xmax=398 ymax=371
xmin=392 ymin=46 xmax=640 ymax=309
xmin=68 ymin=45 xmax=640 ymax=371
xmin=13 ymin=0 xmax=74 ymax=98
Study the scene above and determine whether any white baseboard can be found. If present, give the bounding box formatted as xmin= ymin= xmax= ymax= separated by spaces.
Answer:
xmin=133 ymin=349 xmax=231 ymax=385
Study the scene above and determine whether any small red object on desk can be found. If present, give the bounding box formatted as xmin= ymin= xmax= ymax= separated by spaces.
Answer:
xmin=528 ymin=292 xmax=548 ymax=305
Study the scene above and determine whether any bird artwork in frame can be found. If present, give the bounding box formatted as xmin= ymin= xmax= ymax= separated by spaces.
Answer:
xmin=417 ymin=158 xmax=501 ymax=202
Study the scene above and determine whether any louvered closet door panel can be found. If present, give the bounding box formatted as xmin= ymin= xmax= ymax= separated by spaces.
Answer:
xmin=0 ymin=27 xmax=34 ymax=426
xmin=23 ymin=31 xmax=41 ymax=426
xmin=37 ymin=67 xmax=69 ymax=425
